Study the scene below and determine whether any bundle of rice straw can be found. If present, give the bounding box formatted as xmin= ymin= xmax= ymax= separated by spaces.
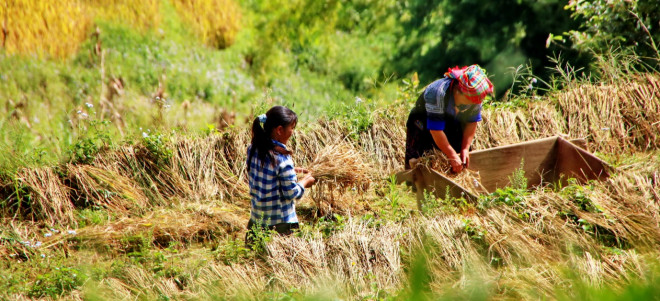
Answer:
xmin=306 ymin=142 xmax=372 ymax=185
xmin=418 ymin=149 xmax=488 ymax=196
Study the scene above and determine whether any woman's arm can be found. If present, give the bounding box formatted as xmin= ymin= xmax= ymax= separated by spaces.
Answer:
xmin=460 ymin=122 xmax=477 ymax=168
xmin=429 ymin=129 xmax=463 ymax=173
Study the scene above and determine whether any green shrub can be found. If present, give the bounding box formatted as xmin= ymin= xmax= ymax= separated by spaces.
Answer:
xmin=29 ymin=267 xmax=87 ymax=299
xmin=68 ymin=118 xmax=113 ymax=164
xmin=141 ymin=131 xmax=172 ymax=167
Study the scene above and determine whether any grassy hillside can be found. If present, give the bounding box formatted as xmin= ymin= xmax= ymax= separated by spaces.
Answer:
xmin=1 ymin=73 xmax=659 ymax=299
xmin=2 ymin=0 xmax=660 ymax=300
xmin=0 ymin=0 xmax=387 ymax=173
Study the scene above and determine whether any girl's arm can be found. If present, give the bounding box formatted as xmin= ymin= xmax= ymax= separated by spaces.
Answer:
xmin=279 ymin=159 xmax=306 ymax=200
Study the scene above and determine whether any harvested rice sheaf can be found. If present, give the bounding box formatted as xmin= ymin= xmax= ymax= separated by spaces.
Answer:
xmin=307 ymin=142 xmax=373 ymax=185
xmin=304 ymin=142 xmax=373 ymax=214
xmin=418 ymin=149 xmax=488 ymax=196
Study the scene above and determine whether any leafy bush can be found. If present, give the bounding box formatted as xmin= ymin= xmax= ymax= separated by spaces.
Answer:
xmin=28 ymin=267 xmax=86 ymax=299
xmin=564 ymin=0 xmax=660 ymax=65
xmin=141 ymin=131 xmax=173 ymax=167
xmin=480 ymin=186 xmax=531 ymax=222
xmin=508 ymin=159 xmax=528 ymax=190
xmin=68 ymin=118 xmax=113 ymax=165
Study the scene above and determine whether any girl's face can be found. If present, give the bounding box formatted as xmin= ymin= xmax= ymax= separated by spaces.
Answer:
xmin=272 ymin=122 xmax=296 ymax=144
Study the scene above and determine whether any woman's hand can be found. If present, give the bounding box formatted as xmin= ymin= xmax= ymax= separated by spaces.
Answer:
xmin=299 ymin=174 xmax=316 ymax=188
xmin=460 ymin=149 xmax=470 ymax=168
xmin=449 ymin=154 xmax=463 ymax=173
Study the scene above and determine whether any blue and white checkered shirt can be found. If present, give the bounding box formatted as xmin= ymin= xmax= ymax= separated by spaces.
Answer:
xmin=247 ymin=140 xmax=304 ymax=226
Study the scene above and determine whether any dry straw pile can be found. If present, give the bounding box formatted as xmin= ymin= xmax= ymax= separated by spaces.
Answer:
xmin=0 ymin=74 xmax=656 ymax=225
xmin=475 ymin=74 xmax=660 ymax=153
xmin=417 ymin=148 xmax=488 ymax=196
xmin=307 ymin=142 xmax=372 ymax=185
xmin=303 ymin=141 xmax=374 ymax=214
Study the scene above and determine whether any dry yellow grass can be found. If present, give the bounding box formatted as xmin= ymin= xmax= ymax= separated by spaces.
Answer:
xmin=13 ymin=167 xmax=75 ymax=225
xmin=83 ymin=0 xmax=161 ymax=33
xmin=0 ymin=0 xmax=92 ymax=59
xmin=67 ymin=164 xmax=149 ymax=212
xmin=172 ymin=0 xmax=242 ymax=49
xmin=0 ymin=0 xmax=241 ymax=59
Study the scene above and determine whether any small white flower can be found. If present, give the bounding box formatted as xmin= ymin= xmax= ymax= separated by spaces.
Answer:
xmin=81 ymin=113 xmax=88 ymax=118
xmin=44 ymin=233 xmax=52 ymax=238
xmin=85 ymin=102 xmax=93 ymax=108
xmin=527 ymin=84 xmax=533 ymax=90
xmin=41 ymin=254 xmax=46 ymax=258
xmin=531 ymin=78 xmax=537 ymax=84
xmin=601 ymin=127 xmax=610 ymax=131
xmin=142 ymin=132 xmax=149 ymax=138
xmin=156 ymin=96 xmax=160 ymax=100
xmin=164 ymin=104 xmax=171 ymax=109
xmin=68 ymin=119 xmax=72 ymax=124
xmin=21 ymin=241 xmax=31 ymax=246
xmin=77 ymin=110 xmax=82 ymax=114
xmin=67 ymin=230 xmax=77 ymax=235
xmin=355 ymin=96 xmax=363 ymax=104
xmin=50 ymin=228 xmax=59 ymax=233
xmin=34 ymin=241 xmax=42 ymax=248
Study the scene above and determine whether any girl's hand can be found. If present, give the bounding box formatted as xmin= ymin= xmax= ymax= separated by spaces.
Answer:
xmin=299 ymin=174 xmax=315 ymax=188
xmin=295 ymin=167 xmax=310 ymax=174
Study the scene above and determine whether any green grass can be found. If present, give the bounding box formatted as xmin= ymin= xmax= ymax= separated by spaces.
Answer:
xmin=0 ymin=0 xmax=408 ymax=176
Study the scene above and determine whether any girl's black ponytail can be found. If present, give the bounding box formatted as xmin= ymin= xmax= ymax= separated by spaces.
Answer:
xmin=247 ymin=106 xmax=297 ymax=171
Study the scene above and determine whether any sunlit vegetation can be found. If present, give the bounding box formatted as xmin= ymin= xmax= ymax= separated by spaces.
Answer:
xmin=1 ymin=0 xmax=659 ymax=299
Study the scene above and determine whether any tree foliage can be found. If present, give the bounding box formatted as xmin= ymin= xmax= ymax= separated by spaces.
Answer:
xmin=384 ymin=0 xmax=591 ymax=97
xmin=564 ymin=0 xmax=660 ymax=67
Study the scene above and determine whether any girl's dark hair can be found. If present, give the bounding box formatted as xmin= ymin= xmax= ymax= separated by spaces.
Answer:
xmin=247 ymin=106 xmax=298 ymax=170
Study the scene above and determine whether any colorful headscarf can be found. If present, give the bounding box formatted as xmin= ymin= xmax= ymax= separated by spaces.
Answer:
xmin=444 ymin=65 xmax=494 ymax=104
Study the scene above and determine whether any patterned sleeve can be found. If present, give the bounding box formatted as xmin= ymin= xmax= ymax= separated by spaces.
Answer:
xmin=277 ymin=156 xmax=305 ymax=200
xmin=424 ymin=79 xmax=450 ymax=131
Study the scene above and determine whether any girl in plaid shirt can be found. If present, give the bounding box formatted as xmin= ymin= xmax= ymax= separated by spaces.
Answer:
xmin=246 ymin=106 xmax=315 ymax=242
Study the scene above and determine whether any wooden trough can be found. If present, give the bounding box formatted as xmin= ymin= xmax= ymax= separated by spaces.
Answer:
xmin=395 ymin=136 xmax=612 ymax=203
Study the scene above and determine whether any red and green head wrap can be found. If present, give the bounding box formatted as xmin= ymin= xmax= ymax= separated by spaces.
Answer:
xmin=444 ymin=65 xmax=494 ymax=104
